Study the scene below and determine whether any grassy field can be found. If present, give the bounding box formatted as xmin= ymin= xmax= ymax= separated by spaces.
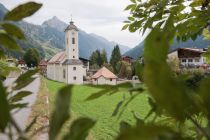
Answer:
xmin=47 ymin=80 xmax=151 ymax=140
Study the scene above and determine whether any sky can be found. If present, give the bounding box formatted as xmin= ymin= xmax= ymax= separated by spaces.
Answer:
xmin=0 ymin=0 xmax=145 ymax=48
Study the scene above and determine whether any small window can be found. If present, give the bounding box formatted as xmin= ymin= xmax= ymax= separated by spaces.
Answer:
xmin=63 ymin=69 xmax=66 ymax=79
xmin=195 ymin=59 xmax=200 ymax=62
xmin=73 ymin=49 xmax=75 ymax=51
xmin=73 ymin=56 xmax=75 ymax=58
xmin=73 ymin=67 xmax=76 ymax=70
xmin=72 ymin=38 xmax=75 ymax=44
xmin=110 ymin=79 xmax=112 ymax=81
xmin=67 ymin=38 xmax=68 ymax=45
xmin=182 ymin=59 xmax=186 ymax=62
xmin=73 ymin=76 xmax=77 ymax=80
xmin=95 ymin=79 xmax=97 ymax=81
xmin=188 ymin=59 xmax=193 ymax=62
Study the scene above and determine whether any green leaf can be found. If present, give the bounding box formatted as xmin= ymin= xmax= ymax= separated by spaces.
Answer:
xmin=199 ymin=77 xmax=210 ymax=120
xmin=143 ymin=22 xmax=193 ymax=120
xmin=124 ymin=4 xmax=136 ymax=11
xmin=4 ymin=2 xmax=42 ymax=21
xmin=128 ymin=17 xmax=135 ymax=21
xmin=14 ymin=69 xmax=38 ymax=90
xmin=86 ymin=83 xmax=133 ymax=101
xmin=112 ymin=100 xmax=124 ymax=117
xmin=130 ymin=0 xmax=136 ymax=4
xmin=25 ymin=116 xmax=38 ymax=132
xmin=119 ymin=121 xmax=132 ymax=133
xmin=122 ymin=24 xmax=129 ymax=31
xmin=49 ymin=85 xmax=72 ymax=140
xmin=0 ymin=81 xmax=10 ymax=132
xmin=9 ymin=91 xmax=32 ymax=103
xmin=63 ymin=118 xmax=95 ymax=140
xmin=2 ymin=23 xmax=25 ymax=39
xmin=0 ymin=33 xmax=20 ymax=50
xmin=10 ymin=103 xmax=28 ymax=110
xmin=116 ymin=123 xmax=193 ymax=140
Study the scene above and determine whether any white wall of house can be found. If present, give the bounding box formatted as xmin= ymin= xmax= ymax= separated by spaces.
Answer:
xmin=168 ymin=51 xmax=178 ymax=59
xmin=47 ymin=64 xmax=54 ymax=80
xmin=180 ymin=57 xmax=204 ymax=66
xmin=92 ymin=76 xmax=117 ymax=85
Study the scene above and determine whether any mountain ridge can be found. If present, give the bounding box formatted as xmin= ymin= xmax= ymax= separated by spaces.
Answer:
xmin=0 ymin=3 xmax=130 ymax=59
xmin=124 ymin=36 xmax=210 ymax=59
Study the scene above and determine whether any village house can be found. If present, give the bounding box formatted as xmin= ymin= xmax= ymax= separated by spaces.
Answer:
xmin=168 ymin=48 xmax=208 ymax=68
xmin=47 ymin=21 xmax=88 ymax=84
xmin=121 ymin=55 xmax=133 ymax=64
xmin=92 ymin=67 xmax=118 ymax=85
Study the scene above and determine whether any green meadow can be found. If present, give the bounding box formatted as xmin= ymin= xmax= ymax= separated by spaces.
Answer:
xmin=47 ymin=80 xmax=150 ymax=140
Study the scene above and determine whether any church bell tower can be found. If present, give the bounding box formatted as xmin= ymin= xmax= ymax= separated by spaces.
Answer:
xmin=65 ymin=20 xmax=79 ymax=59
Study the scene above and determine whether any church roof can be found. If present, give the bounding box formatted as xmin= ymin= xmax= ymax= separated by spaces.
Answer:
xmin=48 ymin=52 xmax=65 ymax=64
xmin=92 ymin=67 xmax=118 ymax=79
xmin=62 ymin=59 xmax=83 ymax=65
xmin=64 ymin=21 xmax=79 ymax=32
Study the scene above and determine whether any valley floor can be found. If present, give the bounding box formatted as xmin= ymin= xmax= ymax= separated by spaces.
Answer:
xmin=47 ymin=79 xmax=150 ymax=140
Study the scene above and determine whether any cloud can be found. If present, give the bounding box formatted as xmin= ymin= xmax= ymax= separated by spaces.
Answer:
xmin=1 ymin=0 xmax=142 ymax=47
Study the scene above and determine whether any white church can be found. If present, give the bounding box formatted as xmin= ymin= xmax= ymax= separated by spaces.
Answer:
xmin=47 ymin=20 xmax=88 ymax=84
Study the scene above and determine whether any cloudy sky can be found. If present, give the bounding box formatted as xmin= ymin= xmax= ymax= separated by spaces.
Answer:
xmin=1 ymin=0 xmax=145 ymax=47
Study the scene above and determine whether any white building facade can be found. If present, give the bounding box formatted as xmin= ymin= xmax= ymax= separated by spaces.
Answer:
xmin=168 ymin=48 xmax=207 ymax=67
xmin=47 ymin=21 xmax=87 ymax=84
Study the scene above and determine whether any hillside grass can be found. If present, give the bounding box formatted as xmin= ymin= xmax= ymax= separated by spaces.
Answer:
xmin=47 ymin=80 xmax=151 ymax=140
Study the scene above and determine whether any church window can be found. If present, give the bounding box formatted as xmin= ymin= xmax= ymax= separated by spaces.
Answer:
xmin=73 ymin=67 xmax=76 ymax=70
xmin=63 ymin=69 xmax=66 ymax=79
xmin=72 ymin=38 xmax=75 ymax=44
xmin=73 ymin=76 xmax=77 ymax=80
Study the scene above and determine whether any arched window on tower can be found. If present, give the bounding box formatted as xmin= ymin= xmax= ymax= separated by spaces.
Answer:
xmin=72 ymin=38 xmax=75 ymax=44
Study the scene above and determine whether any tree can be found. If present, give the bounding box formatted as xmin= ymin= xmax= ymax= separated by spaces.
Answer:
xmin=90 ymin=49 xmax=108 ymax=67
xmin=101 ymin=49 xmax=108 ymax=64
xmin=116 ymin=61 xmax=132 ymax=79
xmin=103 ymin=63 xmax=114 ymax=72
xmin=110 ymin=45 xmax=121 ymax=73
xmin=89 ymin=51 xmax=98 ymax=66
xmin=23 ymin=48 xmax=40 ymax=67
xmin=95 ymin=50 xmax=103 ymax=67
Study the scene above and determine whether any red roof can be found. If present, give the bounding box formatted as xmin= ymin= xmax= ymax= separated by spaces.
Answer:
xmin=92 ymin=67 xmax=117 ymax=79
xmin=48 ymin=52 xmax=66 ymax=64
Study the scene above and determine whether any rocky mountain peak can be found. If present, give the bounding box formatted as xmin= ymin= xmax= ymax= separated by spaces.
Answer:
xmin=42 ymin=16 xmax=67 ymax=32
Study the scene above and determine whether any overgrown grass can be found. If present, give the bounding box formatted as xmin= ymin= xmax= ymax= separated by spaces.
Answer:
xmin=47 ymin=80 xmax=150 ymax=140
xmin=27 ymin=76 xmax=49 ymax=139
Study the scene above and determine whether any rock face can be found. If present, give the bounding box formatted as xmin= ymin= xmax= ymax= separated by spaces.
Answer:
xmin=0 ymin=3 xmax=130 ymax=59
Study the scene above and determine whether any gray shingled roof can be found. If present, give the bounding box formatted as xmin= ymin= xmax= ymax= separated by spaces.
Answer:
xmin=62 ymin=59 xmax=83 ymax=65
xmin=64 ymin=21 xmax=79 ymax=32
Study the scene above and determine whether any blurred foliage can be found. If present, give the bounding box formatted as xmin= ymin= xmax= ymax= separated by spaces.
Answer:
xmin=119 ymin=0 xmax=210 ymax=139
